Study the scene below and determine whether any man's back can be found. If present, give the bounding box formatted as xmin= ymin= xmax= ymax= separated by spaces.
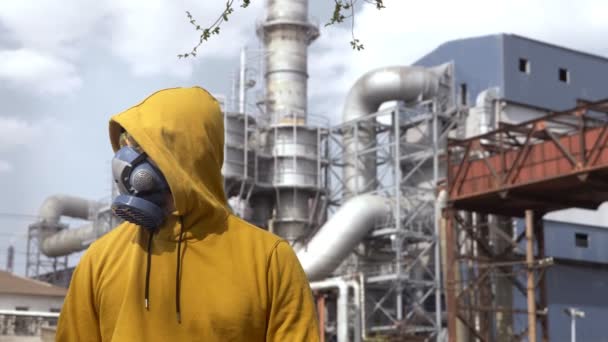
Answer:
xmin=56 ymin=87 xmax=319 ymax=341
xmin=58 ymin=215 xmax=317 ymax=341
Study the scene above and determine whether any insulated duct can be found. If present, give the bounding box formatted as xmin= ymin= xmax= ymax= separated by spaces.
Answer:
xmin=35 ymin=195 xmax=102 ymax=257
xmin=342 ymin=65 xmax=449 ymax=198
xmin=476 ymin=87 xmax=500 ymax=135
xmin=40 ymin=223 xmax=96 ymax=257
xmin=39 ymin=195 xmax=98 ymax=224
xmin=296 ymin=194 xmax=391 ymax=281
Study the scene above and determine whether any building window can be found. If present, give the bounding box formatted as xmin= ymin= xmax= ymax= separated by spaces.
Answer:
xmin=15 ymin=306 xmax=29 ymax=311
xmin=460 ymin=83 xmax=468 ymax=106
xmin=50 ymin=308 xmax=61 ymax=313
xmin=559 ymin=68 xmax=570 ymax=83
xmin=519 ymin=58 xmax=530 ymax=74
xmin=575 ymin=233 xmax=588 ymax=248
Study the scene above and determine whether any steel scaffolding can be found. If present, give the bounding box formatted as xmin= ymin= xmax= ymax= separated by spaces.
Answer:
xmin=25 ymin=222 xmax=68 ymax=282
xmin=444 ymin=98 xmax=608 ymax=341
xmin=325 ymin=89 xmax=462 ymax=339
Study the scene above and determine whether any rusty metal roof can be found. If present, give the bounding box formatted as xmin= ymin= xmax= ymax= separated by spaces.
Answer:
xmin=0 ymin=270 xmax=67 ymax=297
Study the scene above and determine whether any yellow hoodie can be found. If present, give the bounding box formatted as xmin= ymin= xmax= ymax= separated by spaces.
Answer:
xmin=56 ymin=87 xmax=320 ymax=341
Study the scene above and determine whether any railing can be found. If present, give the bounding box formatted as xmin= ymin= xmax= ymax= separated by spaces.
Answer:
xmin=0 ymin=310 xmax=59 ymax=337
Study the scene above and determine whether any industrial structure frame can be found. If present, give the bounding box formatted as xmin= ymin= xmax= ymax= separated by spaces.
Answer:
xmin=444 ymin=98 xmax=608 ymax=341
xmin=323 ymin=68 xmax=462 ymax=338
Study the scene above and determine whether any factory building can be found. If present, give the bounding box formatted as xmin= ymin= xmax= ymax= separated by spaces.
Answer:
xmin=415 ymin=33 xmax=608 ymax=111
xmin=15 ymin=3 xmax=608 ymax=342
xmin=0 ymin=270 xmax=64 ymax=337
xmin=513 ymin=219 xmax=608 ymax=342
xmin=416 ymin=33 xmax=608 ymax=341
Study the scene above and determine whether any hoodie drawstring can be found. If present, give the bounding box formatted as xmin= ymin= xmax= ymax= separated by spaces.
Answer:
xmin=143 ymin=219 xmax=185 ymax=323
xmin=176 ymin=217 xmax=185 ymax=324
xmin=145 ymin=231 xmax=153 ymax=310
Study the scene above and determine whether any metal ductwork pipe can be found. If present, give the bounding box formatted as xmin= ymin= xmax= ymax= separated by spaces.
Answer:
xmin=342 ymin=65 xmax=448 ymax=198
xmin=35 ymin=195 xmax=103 ymax=257
xmin=476 ymin=87 xmax=500 ymax=135
xmin=310 ymin=275 xmax=365 ymax=342
xmin=40 ymin=223 xmax=97 ymax=257
xmin=296 ymin=194 xmax=391 ymax=281
xmin=39 ymin=195 xmax=99 ymax=224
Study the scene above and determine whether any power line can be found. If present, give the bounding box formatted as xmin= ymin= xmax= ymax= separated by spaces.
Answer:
xmin=0 ymin=212 xmax=39 ymax=220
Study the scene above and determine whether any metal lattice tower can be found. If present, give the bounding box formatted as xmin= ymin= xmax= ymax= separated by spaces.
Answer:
xmin=325 ymin=65 xmax=463 ymax=339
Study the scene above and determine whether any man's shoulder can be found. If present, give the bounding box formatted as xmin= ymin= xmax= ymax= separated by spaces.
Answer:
xmin=226 ymin=214 xmax=285 ymax=250
xmin=84 ymin=222 xmax=137 ymax=259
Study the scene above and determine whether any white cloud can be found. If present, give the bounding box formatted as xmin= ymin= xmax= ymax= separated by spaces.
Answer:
xmin=0 ymin=116 xmax=65 ymax=151
xmin=0 ymin=0 xmax=108 ymax=58
xmin=0 ymin=49 xmax=82 ymax=95
xmin=105 ymin=0 xmax=263 ymax=78
xmin=308 ymin=0 xmax=608 ymax=123
xmin=0 ymin=160 xmax=13 ymax=173
xmin=0 ymin=0 xmax=109 ymax=94
xmin=0 ymin=0 xmax=262 ymax=90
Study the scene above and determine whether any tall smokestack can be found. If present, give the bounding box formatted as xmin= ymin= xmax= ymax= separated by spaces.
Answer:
xmin=6 ymin=245 xmax=14 ymax=273
xmin=258 ymin=0 xmax=319 ymax=123
xmin=254 ymin=0 xmax=322 ymax=244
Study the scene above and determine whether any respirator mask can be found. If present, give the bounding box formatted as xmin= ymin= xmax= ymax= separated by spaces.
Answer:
xmin=111 ymin=142 xmax=171 ymax=231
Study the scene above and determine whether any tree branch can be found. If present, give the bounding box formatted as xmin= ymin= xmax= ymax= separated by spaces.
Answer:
xmin=179 ymin=0 xmax=384 ymax=58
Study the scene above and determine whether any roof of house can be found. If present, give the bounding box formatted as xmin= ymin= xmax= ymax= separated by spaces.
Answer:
xmin=0 ymin=270 xmax=67 ymax=297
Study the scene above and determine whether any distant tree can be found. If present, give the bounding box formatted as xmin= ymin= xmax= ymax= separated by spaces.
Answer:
xmin=178 ymin=0 xmax=385 ymax=58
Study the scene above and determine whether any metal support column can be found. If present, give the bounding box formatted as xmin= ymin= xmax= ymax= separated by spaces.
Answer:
xmin=525 ymin=210 xmax=537 ymax=342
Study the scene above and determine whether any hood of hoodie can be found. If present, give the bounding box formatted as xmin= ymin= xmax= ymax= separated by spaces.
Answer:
xmin=109 ymin=86 xmax=229 ymax=241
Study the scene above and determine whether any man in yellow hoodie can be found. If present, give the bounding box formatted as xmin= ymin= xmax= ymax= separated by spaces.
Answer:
xmin=57 ymin=87 xmax=320 ymax=341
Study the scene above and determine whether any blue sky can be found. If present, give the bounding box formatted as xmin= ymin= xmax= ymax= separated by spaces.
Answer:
xmin=1 ymin=0 xmax=607 ymax=274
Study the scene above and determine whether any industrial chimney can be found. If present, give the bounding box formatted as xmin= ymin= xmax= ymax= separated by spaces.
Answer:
xmin=255 ymin=0 xmax=324 ymax=243
xmin=258 ymin=0 xmax=319 ymax=123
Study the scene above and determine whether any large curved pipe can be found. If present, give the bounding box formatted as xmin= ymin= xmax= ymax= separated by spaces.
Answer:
xmin=40 ymin=223 xmax=97 ymax=257
xmin=342 ymin=65 xmax=449 ymax=198
xmin=296 ymin=194 xmax=391 ymax=281
xmin=39 ymin=195 xmax=99 ymax=224
xmin=36 ymin=195 xmax=103 ymax=257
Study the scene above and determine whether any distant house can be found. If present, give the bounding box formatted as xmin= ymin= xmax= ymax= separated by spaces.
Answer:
xmin=0 ymin=270 xmax=66 ymax=312
xmin=0 ymin=270 xmax=66 ymax=337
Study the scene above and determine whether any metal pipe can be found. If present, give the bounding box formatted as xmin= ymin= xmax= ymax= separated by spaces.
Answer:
xmin=432 ymin=102 xmax=442 ymax=339
xmin=296 ymin=194 xmax=391 ymax=281
xmin=475 ymin=87 xmax=500 ymax=135
xmin=310 ymin=278 xmax=349 ymax=342
xmin=317 ymin=295 xmax=326 ymax=342
xmin=6 ymin=245 xmax=14 ymax=273
xmin=347 ymin=279 xmax=362 ymax=342
xmin=525 ymin=210 xmax=537 ymax=342
xmin=564 ymin=307 xmax=585 ymax=342
xmin=358 ymin=272 xmax=367 ymax=341
xmin=40 ymin=223 xmax=97 ymax=257
xmin=39 ymin=195 xmax=99 ymax=224
xmin=342 ymin=64 xmax=449 ymax=198
xmin=393 ymin=110 xmax=403 ymax=321
xmin=239 ymin=47 xmax=247 ymax=114
xmin=35 ymin=195 xmax=103 ymax=257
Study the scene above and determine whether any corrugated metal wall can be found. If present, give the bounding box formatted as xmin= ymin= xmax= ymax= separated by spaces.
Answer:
xmin=414 ymin=34 xmax=505 ymax=106
xmin=503 ymin=35 xmax=608 ymax=111
xmin=415 ymin=33 xmax=608 ymax=111
xmin=512 ymin=263 xmax=608 ymax=342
